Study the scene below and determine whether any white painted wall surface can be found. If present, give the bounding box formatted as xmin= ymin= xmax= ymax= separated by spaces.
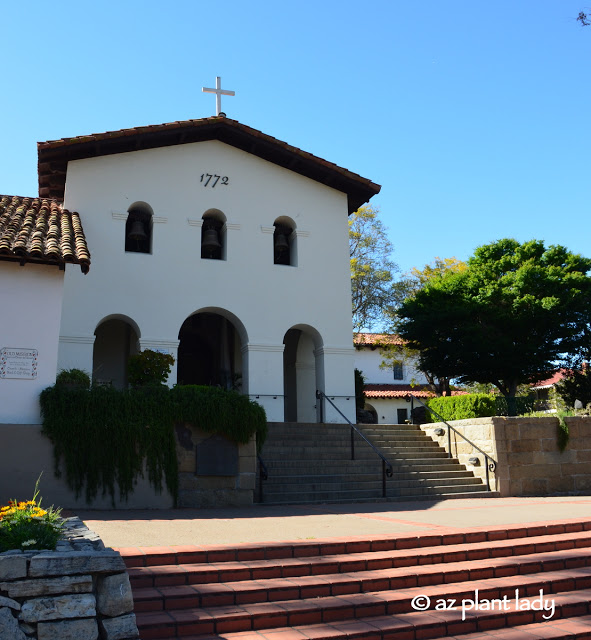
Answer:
xmin=59 ymin=140 xmax=357 ymax=422
xmin=354 ymin=348 xmax=428 ymax=386
xmin=0 ymin=262 xmax=64 ymax=424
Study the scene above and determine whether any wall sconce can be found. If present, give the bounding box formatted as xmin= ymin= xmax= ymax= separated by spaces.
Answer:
xmin=468 ymin=456 xmax=480 ymax=466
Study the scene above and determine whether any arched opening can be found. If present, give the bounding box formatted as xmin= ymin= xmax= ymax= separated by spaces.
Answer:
xmin=125 ymin=202 xmax=153 ymax=254
xmin=273 ymin=216 xmax=296 ymax=266
xmin=177 ymin=311 xmax=243 ymax=389
xmin=283 ymin=325 xmax=324 ymax=422
xmin=201 ymin=209 xmax=226 ymax=261
xmin=93 ymin=316 xmax=140 ymax=389
xmin=363 ymin=403 xmax=378 ymax=424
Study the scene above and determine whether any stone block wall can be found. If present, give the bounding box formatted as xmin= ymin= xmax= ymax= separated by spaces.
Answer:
xmin=175 ymin=423 xmax=257 ymax=507
xmin=0 ymin=518 xmax=138 ymax=640
xmin=422 ymin=416 xmax=591 ymax=497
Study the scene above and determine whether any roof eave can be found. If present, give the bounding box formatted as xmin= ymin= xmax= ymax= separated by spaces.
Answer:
xmin=37 ymin=117 xmax=380 ymax=212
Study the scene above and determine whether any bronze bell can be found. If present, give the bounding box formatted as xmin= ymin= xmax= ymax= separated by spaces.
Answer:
xmin=128 ymin=219 xmax=147 ymax=241
xmin=274 ymin=232 xmax=289 ymax=254
xmin=202 ymin=227 xmax=221 ymax=255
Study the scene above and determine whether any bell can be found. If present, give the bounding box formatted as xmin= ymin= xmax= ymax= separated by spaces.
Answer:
xmin=202 ymin=227 xmax=221 ymax=255
xmin=274 ymin=232 xmax=289 ymax=254
xmin=128 ymin=219 xmax=147 ymax=241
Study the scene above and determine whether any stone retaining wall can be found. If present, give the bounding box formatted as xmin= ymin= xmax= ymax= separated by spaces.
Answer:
xmin=422 ymin=416 xmax=591 ymax=497
xmin=0 ymin=517 xmax=138 ymax=640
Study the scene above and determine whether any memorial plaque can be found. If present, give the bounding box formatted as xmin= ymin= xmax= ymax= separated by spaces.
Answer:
xmin=195 ymin=434 xmax=239 ymax=476
xmin=0 ymin=348 xmax=38 ymax=379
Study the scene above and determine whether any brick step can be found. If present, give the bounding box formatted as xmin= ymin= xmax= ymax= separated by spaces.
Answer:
xmin=135 ymin=587 xmax=591 ymax=639
xmin=132 ymin=548 xmax=591 ymax=612
xmin=136 ymin=567 xmax=591 ymax=635
xmin=126 ymin=530 xmax=591 ymax=588
xmin=120 ymin=521 xmax=591 ymax=569
xmin=125 ymin=520 xmax=591 ymax=639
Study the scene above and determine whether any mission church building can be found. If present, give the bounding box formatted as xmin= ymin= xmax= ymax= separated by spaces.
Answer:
xmin=1 ymin=97 xmax=380 ymax=431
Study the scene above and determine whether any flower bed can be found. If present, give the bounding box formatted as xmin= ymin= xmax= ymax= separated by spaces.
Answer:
xmin=0 ymin=487 xmax=139 ymax=639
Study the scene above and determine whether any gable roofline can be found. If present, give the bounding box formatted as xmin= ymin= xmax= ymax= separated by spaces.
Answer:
xmin=37 ymin=115 xmax=381 ymax=213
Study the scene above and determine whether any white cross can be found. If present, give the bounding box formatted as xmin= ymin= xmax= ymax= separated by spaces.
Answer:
xmin=202 ymin=77 xmax=235 ymax=116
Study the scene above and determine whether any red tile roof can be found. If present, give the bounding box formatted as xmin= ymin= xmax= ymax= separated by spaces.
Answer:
xmin=0 ymin=195 xmax=90 ymax=273
xmin=364 ymin=384 xmax=467 ymax=399
xmin=37 ymin=115 xmax=380 ymax=213
xmin=354 ymin=333 xmax=405 ymax=347
xmin=531 ymin=371 xmax=566 ymax=389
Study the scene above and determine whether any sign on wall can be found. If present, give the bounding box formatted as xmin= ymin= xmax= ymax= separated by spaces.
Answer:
xmin=0 ymin=348 xmax=38 ymax=380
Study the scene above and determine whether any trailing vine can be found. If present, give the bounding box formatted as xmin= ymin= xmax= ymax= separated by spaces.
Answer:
xmin=556 ymin=412 xmax=570 ymax=453
xmin=40 ymin=385 xmax=267 ymax=506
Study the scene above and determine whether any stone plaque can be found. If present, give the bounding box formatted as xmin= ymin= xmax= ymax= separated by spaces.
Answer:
xmin=195 ymin=434 xmax=239 ymax=476
xmin=0 ymin=347 xmax=38 ymax=379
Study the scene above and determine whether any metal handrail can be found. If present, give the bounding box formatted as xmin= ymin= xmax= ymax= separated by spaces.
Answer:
xmin=409 ymin=394 xmax=497 ymax=491
xmin=316 ymin=390 xmax=393 ymax=497
xmin=257 ymin=454 xmax=268 ymax=503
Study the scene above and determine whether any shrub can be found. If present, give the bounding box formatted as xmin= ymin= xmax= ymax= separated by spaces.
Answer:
xmin=426 ymin=393 xmax=535 ymax=422
xmin=354 ymin=368 xmax=366 ymax=410
xmin=128 ymin=349 xmax=175 ymax=387
xmin=0 ymin=479 xmax=63 ymax=552
xmin=55 ymin=368 xmax=90 ymax=389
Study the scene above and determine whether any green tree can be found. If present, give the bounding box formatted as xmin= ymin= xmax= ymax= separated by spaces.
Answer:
xmin=349 ymin=206 xmax=399 ymax=331
xmin=556 ymin=368 xmax=591 ymax=409
xmin=397 ymin=239 xmax=591 ymax=414
xmin=379 ymin=257 xmax=468 ymax=397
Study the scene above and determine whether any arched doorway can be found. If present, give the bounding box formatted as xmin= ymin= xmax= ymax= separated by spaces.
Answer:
xmin=93 ymin=316 xmax=140 ymax=389
xmin=283 ymin=325 xmax=324 ymax=423
xmin=177 ymin=311 xmax=244 ymax=390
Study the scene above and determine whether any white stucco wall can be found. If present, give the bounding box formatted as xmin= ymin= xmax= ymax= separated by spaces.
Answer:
xmin=354 ymin=347 xmax=427 ymax=386
xmin=0 ymin=262 xmax=64 ymax=424
xmin=59 ymin=140 xmax=357 ymax=422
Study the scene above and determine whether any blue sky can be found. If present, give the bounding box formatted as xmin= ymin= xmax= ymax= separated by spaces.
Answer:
xmin=2 ymin=1 xmax=589 ymax=275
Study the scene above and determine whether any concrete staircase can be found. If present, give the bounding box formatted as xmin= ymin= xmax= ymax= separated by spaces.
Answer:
xmin=123 ymin=518 xmax=591 ymax=640
xmin=256 ymin=422 xmax=494 ymax=505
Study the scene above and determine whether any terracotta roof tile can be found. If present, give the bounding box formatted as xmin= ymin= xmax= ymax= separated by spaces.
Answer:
xmin=354 ymin=333 xmax=406 ymax=347
xmin=364 ymin=384 xmax=467 ymax=399
xmin=37 ymin=115 xmax=380 ymax=212
xmin=0 ymin=195 xmax=90 ymax=273
xmin=531 ymin=370 xmax=566 ymax=389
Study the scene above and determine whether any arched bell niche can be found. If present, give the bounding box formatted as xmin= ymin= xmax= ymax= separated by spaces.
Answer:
xmin=273 ymin=216 xmax=296 ymax=266
xmin=125 ymin=202 xmax=153 ymax=254
xmin=201 ymin=209 xmax=226 ymax=260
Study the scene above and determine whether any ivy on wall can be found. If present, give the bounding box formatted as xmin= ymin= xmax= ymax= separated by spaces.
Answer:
xmin=40 ymin=385 xmax=267 ymax=506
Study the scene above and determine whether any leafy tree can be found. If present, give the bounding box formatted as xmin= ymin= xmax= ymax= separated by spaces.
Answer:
xmin=377 ymin=257 xmax=468 ymax=397
xmin=556 ymin=367 xmax=591 ymax=409
xmin=349 ymin=206 xmax=399 ymax=331
xmin=397 ymin=239 xmax=591 ymax=414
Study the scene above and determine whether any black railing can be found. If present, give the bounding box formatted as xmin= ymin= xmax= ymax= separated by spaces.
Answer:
xmin=409 ymin=394 xmax=497 ymax=492
xmin=257 ymin=454 xmax=268 ymax=503
xmin=316 ymin=390 xmax=393 ymax=497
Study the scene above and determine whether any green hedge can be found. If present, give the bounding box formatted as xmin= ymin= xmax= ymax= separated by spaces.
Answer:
xmin=40 ymin=385 xmax=267 ymax=506
xmin=426 ymin=393 xmax=534 ymax=422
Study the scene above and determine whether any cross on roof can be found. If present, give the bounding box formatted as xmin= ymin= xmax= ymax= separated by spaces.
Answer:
xmin=202 ymin=77 xmax=235 ymax=116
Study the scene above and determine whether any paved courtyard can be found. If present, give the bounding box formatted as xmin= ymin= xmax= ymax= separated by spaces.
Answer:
xmin=76 ymin=495 xmax=591 ymax=548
